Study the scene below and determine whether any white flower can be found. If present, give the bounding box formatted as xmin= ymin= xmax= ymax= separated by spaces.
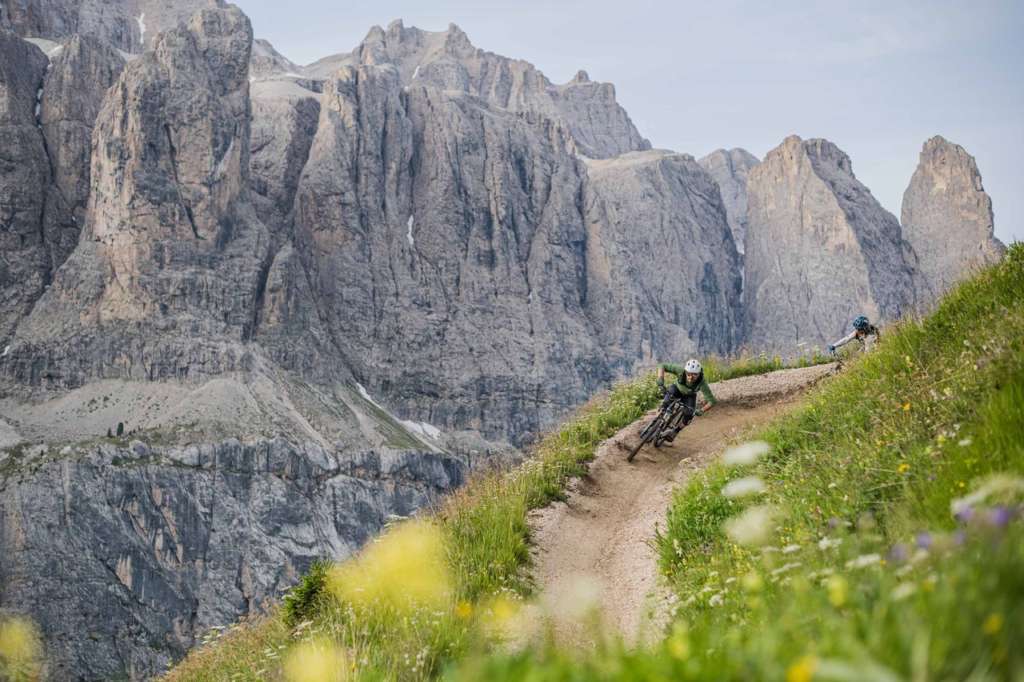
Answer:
xmin=957 ymin=438 xmax=972 ymax=447
xmin=845 ymin=553 xmax=882 ymax=569
xmin=722 ymin=476 xmax=767 ymax=499
xmin=770 ymin=562 xmax=802 ymax=577
xmin=818 ymin=537 xmax=843 ymax=550
xmin=722 ymin=441 xmax=771 ymax=466
xmin=891 ymin=582 xmax=917 ymax=601
xmin=708 ymin=593 xmax=724 ymax=607
xmin=724 ymin=505 xmax=775 ymax=546
xmin=781 ymin=543 xmax=801 ymax=554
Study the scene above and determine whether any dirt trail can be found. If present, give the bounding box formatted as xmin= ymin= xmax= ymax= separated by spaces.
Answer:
xmin=528 ymin=364 xmax=834 ymax=645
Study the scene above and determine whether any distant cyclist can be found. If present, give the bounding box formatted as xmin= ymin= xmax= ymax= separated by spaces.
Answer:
xmin=828 ymin=315 xmax=881 ymax=355
xmin=655 ymin=358 xmax=716 ymax=442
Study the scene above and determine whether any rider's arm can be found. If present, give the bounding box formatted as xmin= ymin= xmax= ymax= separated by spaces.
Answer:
xmin=832 ymin=331 xmax=857 ymax=350
xmin=659 ymin=362 xmax=684 ymax=377
xmin=699 ymin=380 xmax=717 ymax=412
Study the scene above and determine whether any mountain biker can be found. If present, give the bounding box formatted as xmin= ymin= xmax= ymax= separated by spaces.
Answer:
xmin=829 ymin=315 xmax=881 ymax=355
xmin=655 ymin=358 xmax=716 ymax=441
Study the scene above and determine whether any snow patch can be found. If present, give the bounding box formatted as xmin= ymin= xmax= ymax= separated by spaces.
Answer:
xmin=212 ymin=138 xmax=235 ymax=179
xmin=34 ymin=87 xmax=42 ymax=121
xmin=1 ymin=345 xmax=10 ymax=358
xmin=48 ymin=45 xmax=64 ymax=58
xmin=401 ymin=420 xmax=442 ymax=440
xmin=136 ymin=13 xmax=147 ymax=45
xmin=406 ymin=215 xmax=415 ymax=247
xmin=411 ymin=64 xmax=420 ymax=80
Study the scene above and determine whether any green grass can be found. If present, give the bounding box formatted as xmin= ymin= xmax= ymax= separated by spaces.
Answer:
xmin=164 ymin=348 xmax=824 ymax=680
xmin=164 ymin=246 xmax=1024 ymax=681
xmin=444 ymin=244 xmax=1024 ymax=680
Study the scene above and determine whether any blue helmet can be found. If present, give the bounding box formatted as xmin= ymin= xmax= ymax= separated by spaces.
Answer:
xmin=853 ymin=315 xmax=870 ymax=332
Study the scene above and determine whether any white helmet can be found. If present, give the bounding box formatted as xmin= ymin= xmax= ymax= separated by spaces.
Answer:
xmin=685 ymin=358 xmax=702 ymax=374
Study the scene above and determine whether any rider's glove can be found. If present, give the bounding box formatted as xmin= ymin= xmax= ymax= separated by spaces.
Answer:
xmin=827 ymin=345 xmax=835 ymax=354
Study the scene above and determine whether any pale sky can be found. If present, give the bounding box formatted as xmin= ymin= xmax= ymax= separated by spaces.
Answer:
xmin=235 ymin=0 xmax=1023 ymax=244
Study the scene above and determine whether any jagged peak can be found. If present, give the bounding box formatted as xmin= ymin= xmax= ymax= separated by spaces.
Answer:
xmin=572 ymin=69 xmax=590 ymax=83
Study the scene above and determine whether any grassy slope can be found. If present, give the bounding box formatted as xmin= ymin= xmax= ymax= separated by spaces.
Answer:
xmin=446 ymin=246 xmax=1024 ymax=679
xmin=165 ymin=342 xmax=828 ymax=679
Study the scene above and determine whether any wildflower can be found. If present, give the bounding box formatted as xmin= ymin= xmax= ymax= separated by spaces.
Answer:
xmin=667 ymin=622 xmax=690 ymax=660
xmin=915 ymin=532 xmax=933 ymax=550
xmin=950 ymin=474 xmax=1024 ymax=517
xmin=845 ymin=553 xmax=882 ymax=570
xmin=826 ymin=575 xmax=847 ymax=607
xmin=708 ymin=593 xmax=724 ymax=607
xmin=782 ymin=544 xmax=801 ymax=554
xmin=888 ymin=543 xmax=909 ymax=564
xmin=891 ymin=582 xmax=917 ymax=601
xmin=958 ymin=438 xmax=972 ymax=447
xmin=903 ymin=403 xmax=911 ymax=412
xmin=724 ymin=505 xmax=775 ymax=547
xmin=818 ymin=536 xmax=842 ymax=550
xmin=741 ymin=571 xmax=763 ymax=593
xmin=283 ymin=638 xmax=348 ymax=682
xmin=987 ymin=506 xmax=1014 ymax=528
xmin=787 ymin=655 xmax=819 ymax=682
xmin=327 ymin=519 xmax=452 ymax=612
xmin=770 ymin=562 xmax=802 ymax=578
xmin=454 ymin=601 xmax=473 ymax=620
xmin=897 ymin=462 xmax=910 ymax=474
xmin=722 ymin=441 xmax=771 ymax=466
xmin=0 ymin=617 xmax=42 ymax=680
xmin=722 ymin=476 xmax=767 ymax=499
xmin=983 ymin=613 xmax=1004 ymax=636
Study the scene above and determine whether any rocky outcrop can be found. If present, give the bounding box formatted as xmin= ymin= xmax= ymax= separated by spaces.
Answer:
xmin=901 ymin=136 xmax=1005 ymax=295
xmin=3 ymin=5 xmax=323 ymax=387
xmin=0 ymin=437 xmax=469 ymax=679
xmin=40 ymin=34 xmax=126 ymax=270
xmin=1 ymin=0 xmax=210 ymax=53
xmin=249 ymin=80 xmax=321 ymax=229
xmin=743 ymin=136 xmax=921 ymax=352
xmin=698 ymin=148 xmax=759 ymax=254
xmin=349 ymin=20 xmax=650 ymax=159
xmin=582 ymin=150 xmax=742 ymax=361
xmin=0 ymin=33 xmax=51 ymax=346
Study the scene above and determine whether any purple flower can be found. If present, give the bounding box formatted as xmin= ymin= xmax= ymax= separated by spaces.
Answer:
xmin=987 ymin=506 xmax=1013 ymax=528
xmin=828 ymin=517 xmax=842 ymax=530
xmin=954 ymin=506 xmax=974 ymax=524
xmin=888 ymin=543 xmax=909 ymax=564
xmin=915 ymin=532 xmax=933 ymax=550
xmin=953 ymin=530 xmax=967 ymax=546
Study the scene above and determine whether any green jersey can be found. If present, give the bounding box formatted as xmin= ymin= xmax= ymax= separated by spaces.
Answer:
xmin=659 ymin=363 xmax=717 ymax=405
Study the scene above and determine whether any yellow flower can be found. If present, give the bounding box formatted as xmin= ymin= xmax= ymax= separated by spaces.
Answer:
xmin=327 ymin=519 xmax=452 ymax=612
xmin=667 ymin=622 xmax=690 ymax=660
xmin=741 ymin=571 xmax=764 ymax=593
xmin=454 ymin=601 xmax=473 ymax=620
xmin=787 ymin=655 xmax=819 ymax=682
xmin=983 ymin=613 xmax=1004 ymax=636
xmin=283 ymin=638 xmax=348 ymax=682
xmin=0 ymin=618 xmax=43 ymax=681
xmin=826 ymin=575 xmax=848 ymax=607
xmin=903 ymin=403 xmax=911 ymax=412
xmin=897 ymin=462 xmax=910 ymax=474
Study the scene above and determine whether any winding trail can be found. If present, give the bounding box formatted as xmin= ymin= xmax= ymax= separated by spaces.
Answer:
xmin=527 ymin=364 xmax=834 ymax=645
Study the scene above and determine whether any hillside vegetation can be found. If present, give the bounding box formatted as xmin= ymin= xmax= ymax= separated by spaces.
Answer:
xmin=150 ymin=247 xmax=1024 ymax=681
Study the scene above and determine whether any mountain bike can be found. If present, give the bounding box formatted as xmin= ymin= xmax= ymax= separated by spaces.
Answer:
xmin=627 ymin=398 xmax=695 ymax=462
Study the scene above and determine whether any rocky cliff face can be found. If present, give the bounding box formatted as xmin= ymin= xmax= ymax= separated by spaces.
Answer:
xmin=1 ymin=0 xmax=209 ymax=53
xmin=582 ymin=151 xmax=742 ymax=361
xmin=901 ymin=136 xmax=1005 ymax=295
xmin=743 ymin=136 xmax=922 ymax=351
xmin=0 ymin=32 xmax=51 ymax=346
xmin=0 ymin=437 xmax=469 ymax=679
xmin=698 ymin=148 xmax=760 ymax=254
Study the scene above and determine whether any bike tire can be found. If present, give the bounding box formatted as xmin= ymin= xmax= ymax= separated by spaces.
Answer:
xmin=628 ymin=415 xmax=663 ymax=462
